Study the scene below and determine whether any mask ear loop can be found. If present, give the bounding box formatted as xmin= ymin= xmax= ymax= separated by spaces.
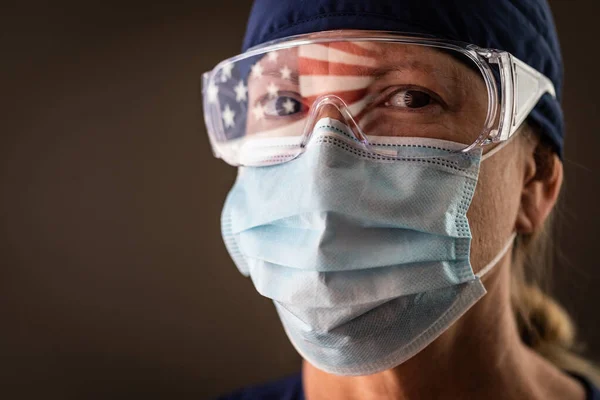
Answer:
xmin=476 ymin=126 xmax=522 ymax=276
xmin=475 ymin=232 xmax=517 ymax=279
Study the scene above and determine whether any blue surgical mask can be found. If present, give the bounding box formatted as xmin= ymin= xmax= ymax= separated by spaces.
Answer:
xmin=221 ymin=118 xmax=515 ymax=376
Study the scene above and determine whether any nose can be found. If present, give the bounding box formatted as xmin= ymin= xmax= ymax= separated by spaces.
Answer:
xmin=312 ymin=101 xmax=347 ymax=122
xmin=303 ymin=95 xmax=367 ymax=143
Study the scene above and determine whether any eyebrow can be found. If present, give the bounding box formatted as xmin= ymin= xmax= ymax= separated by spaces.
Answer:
xmin=370 ymin=60 xmax=462 ymax=85
xmin=262 ymin=69 xmax=300 ymax=85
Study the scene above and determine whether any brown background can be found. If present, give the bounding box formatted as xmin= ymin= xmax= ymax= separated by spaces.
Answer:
xmin=1 ymin=1 xmax=599 ymax=399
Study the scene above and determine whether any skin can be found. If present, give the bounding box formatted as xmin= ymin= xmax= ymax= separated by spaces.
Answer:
xmin=303 ymin=130 xmax=584 ymax=399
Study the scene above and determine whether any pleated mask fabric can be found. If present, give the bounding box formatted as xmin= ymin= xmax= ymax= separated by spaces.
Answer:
xmin=221 ymin=118 xmax=493 ymax=375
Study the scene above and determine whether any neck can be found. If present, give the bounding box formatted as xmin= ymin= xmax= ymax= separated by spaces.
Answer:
xmin=302 ymin=256 xmax=584 ymax=400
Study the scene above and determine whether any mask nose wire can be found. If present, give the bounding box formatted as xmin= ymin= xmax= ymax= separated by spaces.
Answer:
xmin=300 ymin=95 xmax=370 ymax=148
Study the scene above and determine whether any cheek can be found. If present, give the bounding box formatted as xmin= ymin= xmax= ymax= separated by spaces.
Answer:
xmin=466 ymin=152 xmax=523 ymax=274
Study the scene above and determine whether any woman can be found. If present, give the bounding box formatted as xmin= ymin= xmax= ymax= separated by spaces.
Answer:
xmin=203 ymin=0 xmax=600 ymax=398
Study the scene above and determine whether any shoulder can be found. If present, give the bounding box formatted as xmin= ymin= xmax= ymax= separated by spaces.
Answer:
xmin=214 ymin=373 xmax=304 ymax=400
xmin=567 ymin=372 xmax=600 ymax=400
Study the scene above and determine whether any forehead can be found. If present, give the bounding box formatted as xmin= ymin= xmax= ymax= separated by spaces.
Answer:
xmin=250 ymin=41 xmax=474 ymax=79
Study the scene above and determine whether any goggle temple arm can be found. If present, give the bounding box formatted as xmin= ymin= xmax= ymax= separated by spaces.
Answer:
xmin=506 ymin=54 xmax=557 ymax=140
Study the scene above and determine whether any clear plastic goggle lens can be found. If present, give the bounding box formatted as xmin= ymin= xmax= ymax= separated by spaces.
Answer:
xmin=204 ymin=40 xmax=493 ymax=166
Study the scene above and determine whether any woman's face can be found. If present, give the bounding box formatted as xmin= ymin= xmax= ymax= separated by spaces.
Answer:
xmin=243 ymin=41 xmax=525 ymax=270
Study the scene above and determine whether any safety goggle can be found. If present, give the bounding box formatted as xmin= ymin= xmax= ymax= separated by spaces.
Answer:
xmin=202 ymin=30 xmax=556 ymax=166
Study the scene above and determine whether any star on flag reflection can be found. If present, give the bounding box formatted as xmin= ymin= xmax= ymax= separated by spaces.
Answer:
xmin=210 ymin=43 xmax=376 ymax=138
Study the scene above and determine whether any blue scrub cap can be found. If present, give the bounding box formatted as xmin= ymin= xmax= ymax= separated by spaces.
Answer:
xmin=242 ymin=0 xmax=564 ymax=158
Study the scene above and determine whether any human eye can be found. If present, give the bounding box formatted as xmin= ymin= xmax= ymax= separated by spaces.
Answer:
xmin=378 ymin=86 xmax=447 ymax=112
xmin=260 ymin=92 xmax=306 ymax=118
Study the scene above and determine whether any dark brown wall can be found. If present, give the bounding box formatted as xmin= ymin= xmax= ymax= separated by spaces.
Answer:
xmin=1 ymin=1 xmax=599 ymax=399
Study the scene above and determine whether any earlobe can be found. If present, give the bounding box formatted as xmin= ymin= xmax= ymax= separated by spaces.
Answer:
xmin=515 ymin=151 xmax=563 ymax=234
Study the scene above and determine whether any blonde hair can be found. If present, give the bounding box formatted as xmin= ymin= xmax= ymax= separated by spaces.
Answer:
xmin=510 ymin=130 xmax=600 ymax=387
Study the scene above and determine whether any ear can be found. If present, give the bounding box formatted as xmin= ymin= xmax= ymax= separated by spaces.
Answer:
xmin=515 ymin=143 xmax=563 ymax=234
